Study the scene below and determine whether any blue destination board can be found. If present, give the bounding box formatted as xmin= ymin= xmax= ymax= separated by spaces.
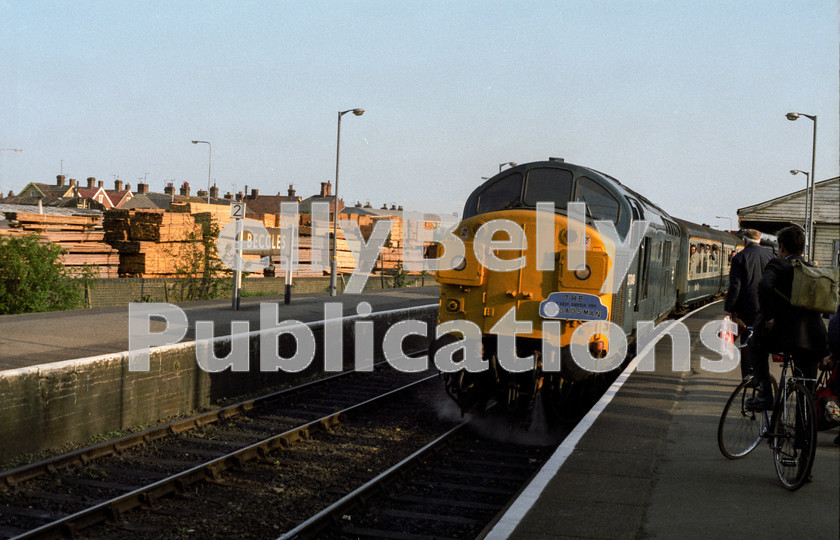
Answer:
xmin=539 ymin=292 xmax=608 ymax=321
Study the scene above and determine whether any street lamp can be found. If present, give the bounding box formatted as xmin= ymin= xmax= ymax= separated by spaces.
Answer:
xmin=499 ymin=161 xmax=517 ymax=172
xmin=191 ymin=140 xmax=212 ymax=203
xmin=789 ymin=169 xmax=810 ymax=237
xmin=330 ymin=108 xmax=365 ymax=297
xmin=715 ymin=216 xmax=733 ymax=230
xmin=786 ymin=112 xmax=817 ymax=259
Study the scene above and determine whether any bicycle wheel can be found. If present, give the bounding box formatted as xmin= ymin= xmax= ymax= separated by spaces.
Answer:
xmin=771 ymin=382 xmax=818 ymax=490
xmin=718 ymin=378 xmax=765 ymax=459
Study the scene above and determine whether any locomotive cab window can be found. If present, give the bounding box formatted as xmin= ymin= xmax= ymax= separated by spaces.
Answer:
xmin=523 ymin=168 xmax=573 ymax=208
xmin=575 ymin=177 xmax=619 ymax=223
xmin=475 ymin=172 xmax=523 ymax=215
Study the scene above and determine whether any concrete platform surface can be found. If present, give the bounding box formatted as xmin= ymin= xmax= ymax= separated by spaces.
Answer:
xmin=0 ymin=286 xmax=440 ymax=370
xmin=494 ymin=301 xmax=839 ymax=539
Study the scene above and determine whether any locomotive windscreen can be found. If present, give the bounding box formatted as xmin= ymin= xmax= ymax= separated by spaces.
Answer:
xmin=469 ymin=167 xmax=573 ymax=217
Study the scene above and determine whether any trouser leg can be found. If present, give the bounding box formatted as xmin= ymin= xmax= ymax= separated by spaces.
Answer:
xmin=739 ymin=332 xmax=752 ymax=379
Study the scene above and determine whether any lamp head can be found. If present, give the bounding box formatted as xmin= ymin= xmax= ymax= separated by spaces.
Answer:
xmin=191 ymin=140 xmax=199 ymax=144
xmin=352 ymin=109 xmax=365 ymax=116
xmin=786 ymin=112 xmax=800 ymax=121
xmin=790 ymin=170 xmax=798 ymax=175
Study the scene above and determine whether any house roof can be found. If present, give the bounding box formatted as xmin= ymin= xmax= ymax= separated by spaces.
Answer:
xmin=104 ymin=189 xmax=133 ymax=207
xmin=737 ymin=176 xmax=839 ymax=216
xmin=122 ymin=192 xmax=236 ymax=210
xmin=299 ymin=196 xmax=344 ymax=214
xmin=19 ymin=182 xmax=73 ymax=198
xmin=243 ymin=194 xmax=302 ymax=215
xmin=343 ymin=206 xmax=401 ymax=217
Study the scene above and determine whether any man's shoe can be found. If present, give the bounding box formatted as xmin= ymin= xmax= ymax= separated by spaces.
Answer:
xmin=745 ymin=394 xmax=773 ymax=411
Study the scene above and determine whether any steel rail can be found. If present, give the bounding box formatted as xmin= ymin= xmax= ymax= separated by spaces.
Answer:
xmin=12 ymin=374 xmax=438 ymax=539
xmin=279 ymin=421 xmax=469 ymax=540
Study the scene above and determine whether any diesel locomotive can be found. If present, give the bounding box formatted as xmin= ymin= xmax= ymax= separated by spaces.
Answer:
xmin=434 ymin=159 xmax=742 ymax=420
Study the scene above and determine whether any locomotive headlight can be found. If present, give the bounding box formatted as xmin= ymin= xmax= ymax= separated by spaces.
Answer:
xmin=446 ymin=299 xmax=461 ymax=312
xmin=574 ymin=265 xmax=592 ymax=280
xmin=452 ymin=256 xmax=467 ymax=271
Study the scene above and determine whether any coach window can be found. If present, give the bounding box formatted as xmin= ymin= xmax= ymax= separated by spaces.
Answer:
xmin=523 ymin=168 xmax=573 ymax=208
xmin=575 ymin=177 xmax=620 ymax=222
xmin=475 ymin=173 xmax=523 ymax=215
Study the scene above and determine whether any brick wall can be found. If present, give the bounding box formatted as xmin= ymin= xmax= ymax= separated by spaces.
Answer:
xmin=86 ymin=275 xmax=432 ymax=308
xmin=0 ymin=305 xmax=437 ymax=462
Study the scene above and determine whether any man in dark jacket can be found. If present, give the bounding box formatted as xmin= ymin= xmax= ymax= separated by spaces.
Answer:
xmin=725 ymin=229 xmax=774 ymax=378
xmin=747 ymin=226 xmax=828 ymax=410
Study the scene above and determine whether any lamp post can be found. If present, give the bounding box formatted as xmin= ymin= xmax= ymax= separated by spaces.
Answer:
xmin=715 ymin=216 xmax=733 ymax=231
xmin=786 ymin=112 xmax=817 ymax=259
xmin=191 ymin=140 xmax=212 ymax=203
xmin=499 ymin=161 xmax=517 ymax=172
xmin=330 ymin=108 xmax=365 ymax=297
xmin=789 ymin=169 xmax=810 ymax=239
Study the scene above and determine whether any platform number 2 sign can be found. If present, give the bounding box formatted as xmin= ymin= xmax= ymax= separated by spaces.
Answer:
xmin=230 ymin=202 xmax=245 ymax=219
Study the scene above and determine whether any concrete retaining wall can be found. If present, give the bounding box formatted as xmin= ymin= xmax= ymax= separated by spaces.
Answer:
xmin=0 ymin=304 xmax=437 ymax=463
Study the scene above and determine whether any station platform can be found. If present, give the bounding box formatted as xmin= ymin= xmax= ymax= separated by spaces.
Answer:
xmin=0 ymin=285 xmax=440 ymax=371
xmin=491 ymin=301 xmax=840 ymax=539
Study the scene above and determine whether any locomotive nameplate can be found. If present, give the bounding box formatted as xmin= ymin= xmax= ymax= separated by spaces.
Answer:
xmin=539 ymin=292 xmax=608 ymax=321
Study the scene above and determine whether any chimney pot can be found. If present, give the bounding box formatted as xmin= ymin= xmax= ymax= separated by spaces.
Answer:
xmin=56 ymin=175 xmax=66 ymax=186
xmin=86 ymin=177 xmax=95 ymax=188
xmin=115 ymin=179 xmax=123 ymax=191
xmin=180 ymin=182 xmax=190 ymax=197
xmin=320 ymin=182 xmax=332 ymax=197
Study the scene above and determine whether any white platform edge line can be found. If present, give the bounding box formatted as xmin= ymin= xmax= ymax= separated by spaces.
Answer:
xmin=0 ymin=303 xmax=439 ymax=379
xmin=486 ymin=299 xmax=723 ymax=539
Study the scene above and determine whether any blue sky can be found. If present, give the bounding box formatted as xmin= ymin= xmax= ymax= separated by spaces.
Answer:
xmin=1 ymin=1 xmax=837 ymax=227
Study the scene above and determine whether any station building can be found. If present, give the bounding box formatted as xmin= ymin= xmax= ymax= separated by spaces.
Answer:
xmin=737 ymin=175 xmax=840 ymax=267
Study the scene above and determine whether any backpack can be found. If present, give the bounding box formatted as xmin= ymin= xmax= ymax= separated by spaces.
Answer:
xmin=785 ymin=259 xmax=840 ymax=314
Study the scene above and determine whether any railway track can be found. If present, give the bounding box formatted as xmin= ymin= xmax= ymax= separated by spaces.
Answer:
xmin=0 ymin=355 xmax=451 ymax=539
xmin=281 ymin=421 xmax=559 ymax=540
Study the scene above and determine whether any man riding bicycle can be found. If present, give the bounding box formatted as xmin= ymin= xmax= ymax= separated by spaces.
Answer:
xmin=746 ymin=226 xmax=827 ymax=411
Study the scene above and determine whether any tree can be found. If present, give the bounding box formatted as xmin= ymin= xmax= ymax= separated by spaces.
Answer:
xmin=0 ymin=234 xmax=92 ymax=314
xmin=167 ymin=216 xmax=232 ymax=302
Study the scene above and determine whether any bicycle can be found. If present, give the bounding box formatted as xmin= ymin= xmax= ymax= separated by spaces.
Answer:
xmin=717 ymin=334 xmax=820 ymax=490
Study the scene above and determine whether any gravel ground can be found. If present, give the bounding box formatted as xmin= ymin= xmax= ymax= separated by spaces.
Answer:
xmin=77 ymin=382 xmax=455 ymax=539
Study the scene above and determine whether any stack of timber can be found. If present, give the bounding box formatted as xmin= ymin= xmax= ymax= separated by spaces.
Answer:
xmin=103 ymin=209 xmax=206 ymax=277
xmin=0 ymin=211 xmax=120 ymax=277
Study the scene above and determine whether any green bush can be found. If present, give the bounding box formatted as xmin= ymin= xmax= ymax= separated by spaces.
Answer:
xmin=0 ymin=234 xmax=93 ymax=314
xmin=166 ymin=219 xmax=232 ymax=302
